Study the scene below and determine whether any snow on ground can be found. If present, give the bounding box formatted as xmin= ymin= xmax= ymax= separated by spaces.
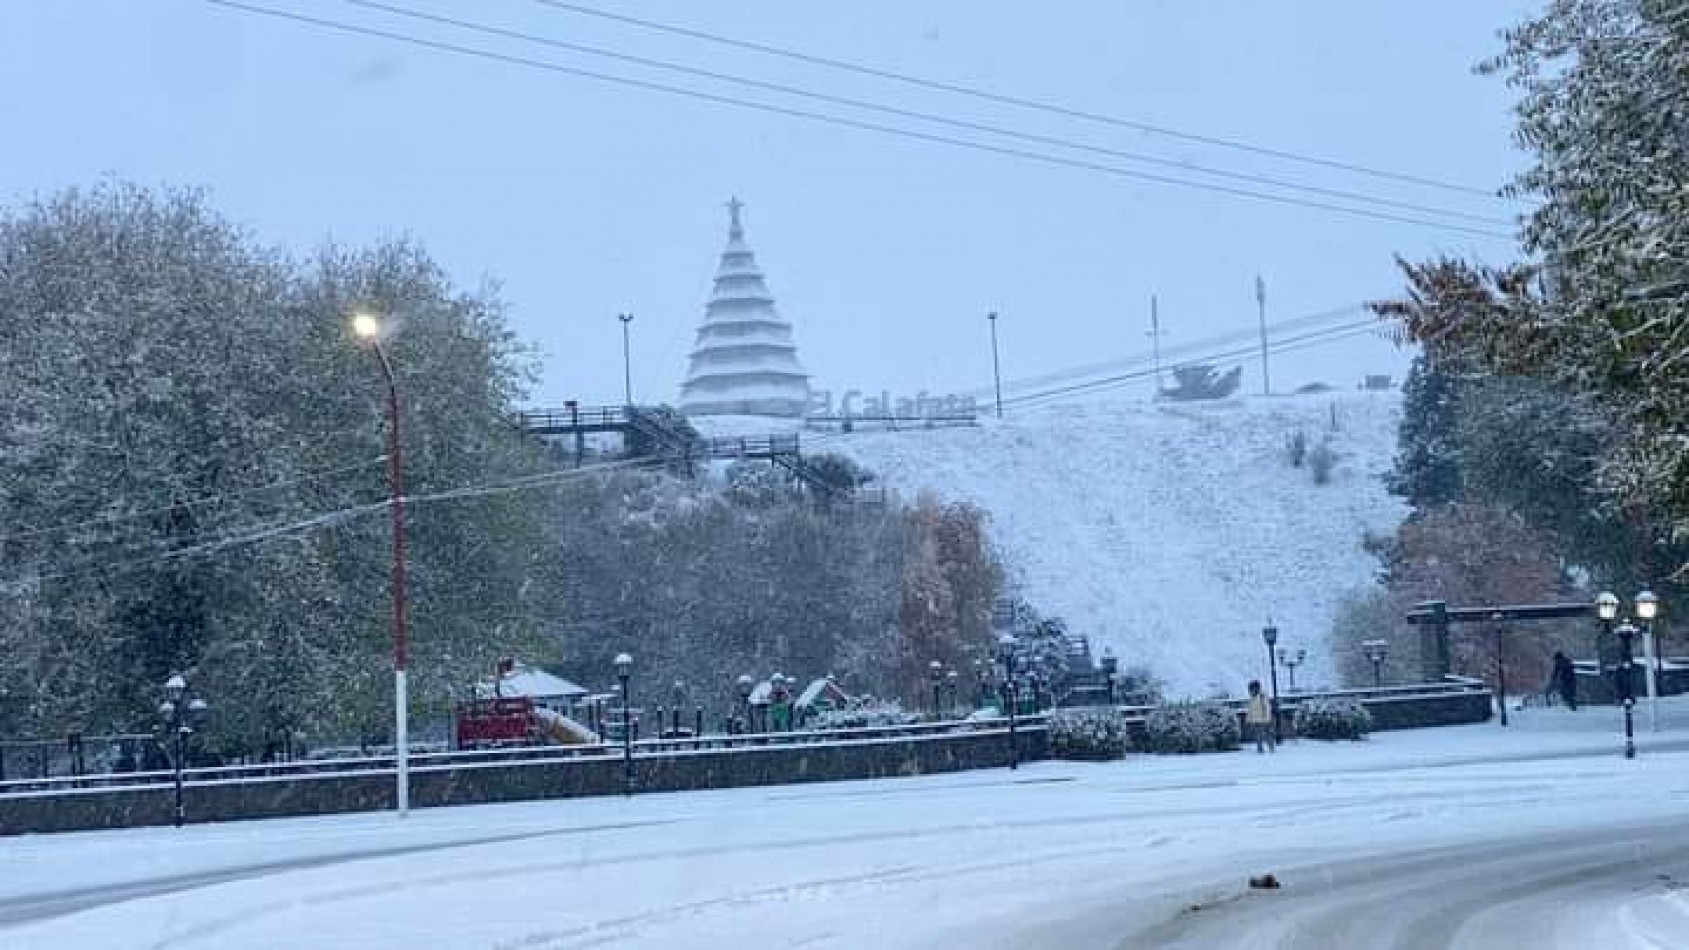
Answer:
xmin=832 ymin=390 xmax=1406 ymax=698
xmin=6 ymin=702 xmax=1689 ymax=949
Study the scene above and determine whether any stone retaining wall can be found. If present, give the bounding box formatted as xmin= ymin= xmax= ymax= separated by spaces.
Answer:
xmin=1 ymin=726 xmax=1047 ymax=836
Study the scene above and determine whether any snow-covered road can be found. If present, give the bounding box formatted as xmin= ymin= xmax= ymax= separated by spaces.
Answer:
xmin=6 ymin=705 xmax=1689 ymax=949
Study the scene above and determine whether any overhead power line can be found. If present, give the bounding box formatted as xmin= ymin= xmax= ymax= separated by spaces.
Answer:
xmin=205 ymin=0 xmax=1513 ymax=238
xmin=958 ymin=302 xmax=1370 ymax=399
xmin=531 ymin=0 xmax=1512 ymax=202
xmin=1002 ymin=316 xmax=1391 ymax=408
xmin=342 ymin=0 xmax=1509 ymax=228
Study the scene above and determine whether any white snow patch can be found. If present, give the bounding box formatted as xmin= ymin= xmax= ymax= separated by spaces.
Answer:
xmin=838 ymin=390 xmax=1406 ymax=697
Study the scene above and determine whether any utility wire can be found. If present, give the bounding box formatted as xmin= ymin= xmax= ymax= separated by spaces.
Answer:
xmin=958 ymin=303 xmax=1370 ymax=399
xmin=343 ymin=0 xmax=1509 ymax=228
xmin=1002 ymin=316 xmax=1390 ymax=407
xmin=531 ymin=0 xmax=1512 ymax=202
xmin=205 ymin=0 xmax=1513 ymax=239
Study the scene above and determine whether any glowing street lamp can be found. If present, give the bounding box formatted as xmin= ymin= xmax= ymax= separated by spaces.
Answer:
xmin=1636 ymin=590 xmax=1661 ymax=733
xmin=351 ymin=310 xmax=410 ymax=817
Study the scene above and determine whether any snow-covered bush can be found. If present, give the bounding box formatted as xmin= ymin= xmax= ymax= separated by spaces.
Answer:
xmin=1309 ymin=440 xmax=1337 ymax=485
xmin=1142 ymin=702 xmax=1241 ymax=754
xmin=1047 ymin=707 xmax=1130 ymax=760
xmin=1285 ymin=429 xmax=1308 ymax=468
xmin=807 ymin=698 xmax=919 ymax=730
xmin=1293 ymin=697 xmax=1373 ymax=741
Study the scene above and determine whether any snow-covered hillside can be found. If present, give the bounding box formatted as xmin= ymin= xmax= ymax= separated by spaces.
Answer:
xmin=835 ymin=391 xmax=1407 ymax=698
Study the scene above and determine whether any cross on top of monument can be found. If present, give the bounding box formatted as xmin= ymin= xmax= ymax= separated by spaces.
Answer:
xmin=726 ymin=196 xmax=744 ymax=237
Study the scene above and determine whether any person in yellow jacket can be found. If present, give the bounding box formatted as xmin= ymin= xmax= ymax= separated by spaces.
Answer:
xmin=1245 ymin=680 xmax=1275 ymax=753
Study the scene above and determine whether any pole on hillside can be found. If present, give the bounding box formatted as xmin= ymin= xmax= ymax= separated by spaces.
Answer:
xmin=988 ymin=311 xmax=1003 ymax=418
xmin=1148 ymin=295 xmax=1165 ymax=396
xmin=618 ymin=312 xmax=634 ymax=406
xmin=1256 ymin=275 xmax=1270 ymax=396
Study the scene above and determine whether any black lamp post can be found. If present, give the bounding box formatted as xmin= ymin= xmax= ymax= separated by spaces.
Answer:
xmin=1616 ymin=620 xmax=1639 ymax=759
xmin=157 ymin=673 xmax=208 ymax=828
xmin=945 ymin=669 xmax=960 ymax=717
xmin=1362 ymin=639 xmax=1389 ymax=688
xmin=1277 ymin=647 xmax=1306 ymax=693
xmin=1262 ymin=623 xmax=1281 ymax=746
xmin=1100 ymin=647 xmax=1119 ymax=706
xmin=997 ymin=637 xmax=1018 ymax=770
xmin=1597 ymin=590 xmax=1620 ymax=740
xmin=735 ymin=674 xmax=754 ymax=735
xmin=671 ymin=680 xmax=686 ymax=737
xmin=928 ymin=660 xmax=944 ymax=719
xmin=973 ymin=659 xmax=988 ymax=709
xmin=614 ymin=652 xmax=633 ymax=795
xmin=1637 ymin=590 xmax=1661 ymax=732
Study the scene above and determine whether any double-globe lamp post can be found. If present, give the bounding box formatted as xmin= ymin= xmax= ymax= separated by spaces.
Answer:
xmin=352 ymin=311 xmax=411 ymax=817
xmin=158 ymin=674 xmax=208 ymax=828
xmin=1278 ymin=647 xmax=1307 ymax=693
xmin=1598 ymin=590 xmax=1661 ymax=759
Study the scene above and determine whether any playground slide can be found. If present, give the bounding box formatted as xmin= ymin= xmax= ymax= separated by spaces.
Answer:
xmin=532 ymin=706 xmax=600 ymax=745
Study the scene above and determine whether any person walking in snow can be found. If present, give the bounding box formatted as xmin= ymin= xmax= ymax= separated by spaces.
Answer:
xmin=1246 ymin=680 xmax=1275 ymax=752
xmin=1552 ymin=651 xmax=1578 ymax=711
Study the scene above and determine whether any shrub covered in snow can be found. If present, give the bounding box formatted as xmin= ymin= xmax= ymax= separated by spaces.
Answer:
xmin=807 ymin=698 xmax=919 ymax=730
xmin=1047 ymin=707 xmax=1130 ymax=760
xmin=1309 ymin=439 xmax=1337 ymax=484
xmin=1293 ymin=697 xmax=1373 ymax=741
xmin=1142 ymin=702 xmax=1241 ymax=754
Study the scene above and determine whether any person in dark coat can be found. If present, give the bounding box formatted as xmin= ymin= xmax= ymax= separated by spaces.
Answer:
xmin=1552 ymin=651 xmax=1578 ymax=711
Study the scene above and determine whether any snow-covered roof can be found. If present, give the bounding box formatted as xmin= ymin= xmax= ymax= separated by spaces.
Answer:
xmin=796 ymin=678 xmax=847 ymax=709
xmin=492 ymin=664 xmax=588 ymax=700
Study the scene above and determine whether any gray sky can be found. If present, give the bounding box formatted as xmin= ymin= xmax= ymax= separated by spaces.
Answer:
xmin=2 ymin=1 xmax=1532 ymax=409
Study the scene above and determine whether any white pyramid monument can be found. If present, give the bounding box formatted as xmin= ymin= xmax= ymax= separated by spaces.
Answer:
xmin=679 ymin=198 xmax=811 ymax=417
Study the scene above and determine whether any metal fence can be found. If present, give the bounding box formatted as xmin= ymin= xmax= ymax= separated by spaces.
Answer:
xmin=0 ymin=715 xmax=1048 ymax=798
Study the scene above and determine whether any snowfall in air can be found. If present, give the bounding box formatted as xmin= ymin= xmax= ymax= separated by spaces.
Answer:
xmin=5 ymin=702 xmax=1688 ymax=949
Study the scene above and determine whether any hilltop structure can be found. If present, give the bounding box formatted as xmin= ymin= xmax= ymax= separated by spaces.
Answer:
xmin=679 ymin=198 xmax=811 ymax=417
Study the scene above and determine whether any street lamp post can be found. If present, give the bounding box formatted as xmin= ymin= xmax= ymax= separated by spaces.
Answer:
xmin=618 ymin=312 xmax=635 ymax=406
xmin=929 ymin=660 xmax=944 ymax=719
xmin=987 ymin=311 xmax=1003 ymax=419
xmin=1100 ymin=647 xmax=1119 ymax=706
xmin=1262 ymin=623 xmax=1281 ymax=746
xmin=615 ymin=653 xmax=634 ymax=794
xmin=997 ymin=637 xmax=1018 ymax=770
xmin=352 ymin=311 xmax=411 ymax=818
xmin=1597 ymin=591 xmax=1620 ymax=736
xmin=946 ymin=669 xmax=959 ymax=717
xmin=1277 ymin=647 xmax=1306 ymax=693
xmin=158 ymin=674 xmax=208 ymax=828
xmin=1362 ymin=639 xmax=1389 ymax=688
xmin=735 ymin=674 xmax=754 ymax=735
xmin=1616 ymin=621 xmax=1638 ymax=760
xmin=1637 ymin=590 xmax=1661 ymax=732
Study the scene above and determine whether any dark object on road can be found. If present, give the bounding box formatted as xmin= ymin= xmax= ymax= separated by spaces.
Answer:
xmin=1249 ymin=874 xmax=1281 ymax=890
